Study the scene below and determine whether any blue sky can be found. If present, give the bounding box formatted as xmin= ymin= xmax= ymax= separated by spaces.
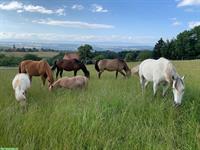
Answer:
xmin=0 ymin=0 xmax=200 ymax=45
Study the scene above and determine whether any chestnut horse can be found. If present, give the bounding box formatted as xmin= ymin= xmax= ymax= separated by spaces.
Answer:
xmin=51 ymin=59 xmax=90 ymax=79
xmin=95 ymin=59 xmax=131 ymax=78
xmin=19 ymin=60 xmax=54 ymax=86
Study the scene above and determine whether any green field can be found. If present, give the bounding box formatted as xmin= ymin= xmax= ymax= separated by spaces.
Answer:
xmin=0 ymin=61 xmax=200 ymax=149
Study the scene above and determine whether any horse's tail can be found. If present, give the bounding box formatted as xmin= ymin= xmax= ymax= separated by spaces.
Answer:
xmin=131 ymin=65 xmax=139 ymax=76
xmin=51 ymin=60 xmax=57 ymax=71
xmin=95 ymin=60 xmax=100 ymax=72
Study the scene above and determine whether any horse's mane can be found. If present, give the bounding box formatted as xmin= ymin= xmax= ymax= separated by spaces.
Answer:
xmin=74 ymin=59 xmax=90 ymax=77
xmin=118 ymin=59 xmax=130 ymax=72
xmin=43 ymin=61 xmax=54 ymax=83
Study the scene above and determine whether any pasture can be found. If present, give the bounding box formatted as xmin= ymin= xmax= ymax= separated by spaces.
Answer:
xmin=0 ymin=51 xmax=59 ymax=58
xmin=0 ymin=60 xmax=200 ymax=149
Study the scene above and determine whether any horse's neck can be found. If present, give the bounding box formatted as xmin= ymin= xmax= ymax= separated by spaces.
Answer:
xmin=81 ymin=64 xmax=87 ymax=73
xmin=167 ymin=63 xmax=179 ymax=80
xmin=124 ymin=63 xmax=130 ymax=72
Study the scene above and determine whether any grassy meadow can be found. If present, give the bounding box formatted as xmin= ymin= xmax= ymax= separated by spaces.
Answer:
xmin=0 ymin=60 xmax=200 ymax=149
xmin=0 ymin=51 xmax=59 ymax=58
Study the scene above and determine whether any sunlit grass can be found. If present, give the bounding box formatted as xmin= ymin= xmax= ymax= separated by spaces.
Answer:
xmin=0 ymin=60 xmax=200 ymax=149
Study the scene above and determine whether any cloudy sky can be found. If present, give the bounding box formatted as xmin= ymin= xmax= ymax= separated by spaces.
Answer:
xmin=0 ymin=0 xmax=200 ymax=45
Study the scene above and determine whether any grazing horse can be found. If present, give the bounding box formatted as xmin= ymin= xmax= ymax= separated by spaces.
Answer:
xmin=138 ymin=57 xmax=185 ymax=106
xmin=19 ymin=60 xmax=54 ymax=87
xmin=12 ymin=73 xmax=31 ymax=112
xmin=49 ymin=75 xmax=88 ymax=91
xmin=51 ymin=59 xmax=90 ymax=79
xmin=95 ymin=59 xmax=131 ymax=79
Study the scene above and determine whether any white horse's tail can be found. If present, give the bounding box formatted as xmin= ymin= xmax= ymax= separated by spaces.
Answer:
xmin=131 ymin=65 xmax=139 ymax=76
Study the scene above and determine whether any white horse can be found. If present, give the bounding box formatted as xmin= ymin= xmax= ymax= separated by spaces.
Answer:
xmin=139 ymin=57 xmax=185 ymax=106
xmin=12 ymin=73 xmax=31 ymax=111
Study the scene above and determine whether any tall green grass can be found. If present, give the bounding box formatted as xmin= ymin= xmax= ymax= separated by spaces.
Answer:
xmin=0 ymin=60 xmax=200 ymax=150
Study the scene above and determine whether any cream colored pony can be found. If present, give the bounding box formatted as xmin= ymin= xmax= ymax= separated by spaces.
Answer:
xmin=12 ymin=73 xmax=31 ymax=111
xmin=49 ymin=75 xmax=88 ymax=91
xmin=139 ymin=57 xmax=185 ymax=106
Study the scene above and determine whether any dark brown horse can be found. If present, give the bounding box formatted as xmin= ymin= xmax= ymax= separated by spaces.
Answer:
xmin=95 ymin=59 xmax=131 ymax=78
xmin=51 ymin=59 xmax=90 ymax=79
xmin=19 ymin=60 xmax=54 ymax=86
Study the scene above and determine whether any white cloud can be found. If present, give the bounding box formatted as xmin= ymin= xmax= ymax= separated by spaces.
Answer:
xmin=170 ymin=18 xmax=182 ymax=26
xmin=23 ymin=5 xmax=54 ymax=14
xmin=55 ymin=8 xmax=65 ymax=16
xmin=177 ymin=0 xmax=200 ymax=7
xmin=32 ymin=19 xmax=114 ymax=29
xmin=188 ymin=21 xmax=200 ymax=28
xmin=91 ymin=4 xmax=108 ymax=13
xmin=0 ymin=1 xmax=65 ymax=15
xmin=172 ymin=21 xmax=182 ymax=26
xmin=0 ymin=1 xmax=23 ymax=10
xmin=72 ymin=4 xmax=84 ymax=10
xmin=0 ymin=32 xmax=156 ymax=44
xmin=17 ymin=9 xmax=24 ymax=13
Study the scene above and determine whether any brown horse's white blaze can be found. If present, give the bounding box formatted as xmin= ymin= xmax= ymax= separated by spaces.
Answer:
xmin=138 ymin=57 xmax=185 ymax=106
xmin=49 ymin=75 xmax=88 ymax=91
xmin=95 ymin=59 xmax=131 ymax=79
xmin=19 ymin=60 xmax=54 ymax=87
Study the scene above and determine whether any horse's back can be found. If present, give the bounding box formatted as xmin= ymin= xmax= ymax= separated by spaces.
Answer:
xmin=139 ymin=58 xmax=173 ymax=81
xmin=20 ymin=60 xmax=48 ymax=75
xmin=98 ymin=59 xmax=123 ymax=71
xmin=12 ymin=73 xmax=31 ymax=90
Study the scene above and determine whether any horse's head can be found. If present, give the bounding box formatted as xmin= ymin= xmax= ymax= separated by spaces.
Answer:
xmin=126 ymin=69 xmax=131 ymax=78
xmin=172 ymin=76 xmax=185 ymax=106
xmin=47 ymin=77 xmax=54 ymax=88
xmin=48 ymin=84 xmax=54 ymax=91
xmin=15 ymin=88 xmax=26 ymax=101
xmin=85 ymin=70 xmax=90 ymax=78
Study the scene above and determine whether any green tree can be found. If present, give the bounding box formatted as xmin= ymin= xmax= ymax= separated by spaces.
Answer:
xmin=78 ymin=44 xmax=93 ymax=61
xmin=153 ymin=38 xmax=165 ymax=59
xmin=137 ymin=51 xmax=152 ymax=61
xmin=23 ymin=54 xmax=41 ymax=61
xmin=125 ymin=52 xmax=134 ymax=62
xmin=93 ymin=54 xmax=105 ymax=61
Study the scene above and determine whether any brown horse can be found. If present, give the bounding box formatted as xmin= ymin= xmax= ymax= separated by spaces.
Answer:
xmin=19 ymin=60 xmax=54 ymax=86
xmin=51 ymin=59 xmax=90 ymax=79
xmin=95 ymin=59 xmax=131 ymax=78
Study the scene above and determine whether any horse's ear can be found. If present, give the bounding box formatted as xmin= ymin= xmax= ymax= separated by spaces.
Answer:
xmin=181 ymin=76 xmax=185 ymax=80
xmin=172 ymin=79 xmax=176 ymax=89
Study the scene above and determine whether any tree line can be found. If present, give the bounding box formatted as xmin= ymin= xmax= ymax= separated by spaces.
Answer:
xmin=153 ymin=25 xmax=200 ymax=60
xmin=1 ymin=25 xmax=200 ymax=66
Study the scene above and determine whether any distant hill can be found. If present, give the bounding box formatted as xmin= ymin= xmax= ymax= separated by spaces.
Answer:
xmin=0 ymin=41 xmax=153 ymax=51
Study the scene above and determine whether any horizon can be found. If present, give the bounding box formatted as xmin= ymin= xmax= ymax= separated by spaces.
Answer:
xmin=0 ymin=0 xmax=200 ymax=46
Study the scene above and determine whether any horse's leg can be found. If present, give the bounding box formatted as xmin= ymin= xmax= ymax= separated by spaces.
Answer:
xmin=74 ymin=70 xmax=77 ymax=76
xmin=153 ymin=82 xmax=158 ymax=97
xmin=144 ymin=81 xmax=149 ymax=88
xmin=162 ymin=82 xmax=169 ymax=97
xmin=56 ymin=69 xmax=60 ymax=79
xmin=41 ymin=75 xmax=46 ymax=86
xmin=29 ymin=76 xmax=32 ymax=83
xmin=119 ymin=70 xmax=126 ymax=77
xmin=116 ymin=71 xmax=118 ymax=78
xmin=98 ymin=71 xmax=103 ymax=79
xmin=60 ymin=69 xmax=63 ymax=78
xmin=140 ymin=76 xmax=146 ymax=94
